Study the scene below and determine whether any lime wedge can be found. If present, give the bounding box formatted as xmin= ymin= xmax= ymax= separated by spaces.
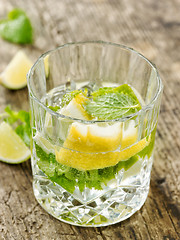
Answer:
xmin=0 ymin=121 xmax=31 ymax=164
xmin=0 ymin=50 xmax=32 ymax=89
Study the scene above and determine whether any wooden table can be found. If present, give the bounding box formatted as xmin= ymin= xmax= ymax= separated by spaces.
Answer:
xmin=0 ymin=0 xmax=179 ymax=239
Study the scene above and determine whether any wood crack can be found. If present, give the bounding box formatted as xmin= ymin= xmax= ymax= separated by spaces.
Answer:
xmin=163 ymin=202 xmax=180 ymax=238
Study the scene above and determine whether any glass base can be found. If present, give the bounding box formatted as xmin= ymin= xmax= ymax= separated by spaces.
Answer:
xmin=33 ymin=175 xmax=150 ymax=227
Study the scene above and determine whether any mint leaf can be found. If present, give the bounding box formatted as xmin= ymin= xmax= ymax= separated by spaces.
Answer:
xmin=0 ymin=9 xmax=33 ymax=44
xmin=91 ymin=87 xmax=114 ymax=98
xmin=48 ymin=106 xmax=60 ymax=112
xmin=0 ymin=106 xmax=31 ymax=147
xmin=124 ymin=155 xmax=139 ymax=170
xmin=84 ymin=84 xmax=142 ymax=120
xmin=15 ymin=122 xmax=31 ymax=147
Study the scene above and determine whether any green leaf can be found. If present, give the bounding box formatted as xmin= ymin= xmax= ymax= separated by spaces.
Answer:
xmin=15 ymin=123 xmax=31 ymax=147
xmin=3 ymin=105 xmax=19 ymax=124
xmin=91 ymin=87 xmax=114 ymax=98
xmin=124 ymin=155 xmax=139 ymax=170
xmin=0 ymin=9 xmax=33 ymax=44
xmin=48 ymin=106 xmax=60 ymax=112
xmin=84 ymin=84 xmax=142 ymax=120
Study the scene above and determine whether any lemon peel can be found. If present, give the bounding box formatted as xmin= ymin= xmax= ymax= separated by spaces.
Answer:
xmin=56 ymin=137 xmax=150 ymax=171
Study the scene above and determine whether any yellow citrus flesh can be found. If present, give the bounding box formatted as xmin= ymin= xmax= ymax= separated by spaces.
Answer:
xmin=63 ymin=122 xmax=122 ymax=152
xmin=0 ymin=122 xmax=31 ymax=163
xmin=55 ymin=121 xmax=150 ymax=171
xmin=0 ymin=50 xmax=32 ymax=89
xmin=121 ymin=120 xmax=138 ymax=149
xmin=60 ymin=93 xmax=91 ymax=120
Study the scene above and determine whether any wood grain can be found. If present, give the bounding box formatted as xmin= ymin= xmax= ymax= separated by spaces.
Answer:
xmin=0 ymin=0 xmax=179 ymax=239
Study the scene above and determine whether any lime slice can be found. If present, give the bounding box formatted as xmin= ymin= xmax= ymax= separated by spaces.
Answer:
xmin=0 ymin=122 xmax=31 ymax=163
xmin=0 ymin=50 xmax=32 ymax=89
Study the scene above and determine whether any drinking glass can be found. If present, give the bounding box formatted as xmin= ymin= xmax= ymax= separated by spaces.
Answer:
xmin=27 ymin=41 xmax=163 ymax=227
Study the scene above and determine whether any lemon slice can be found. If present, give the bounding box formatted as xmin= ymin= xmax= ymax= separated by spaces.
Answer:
xmin=55 ymin=121 xmax=150 ymax=170
xmin=60 ymin=93 xmax=91 ymax=120
xmin=63 ymin=122 xmax=122 ymax=152
xmin=0 ymin=50 xmax=32 ymax=89
xmin=0 ymin=122 xmax=31 ymax=163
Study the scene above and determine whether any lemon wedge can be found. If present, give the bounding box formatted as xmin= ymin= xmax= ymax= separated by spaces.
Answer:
xmin=0 ymin=122 xmax=31 ymax=163
xmin=0 ymin=50 xmax=32 ymax=89
xmin=60 ymin=93 xmax=91 ymax=120
xmin=55 ymin=121 xmax=150 ymax=170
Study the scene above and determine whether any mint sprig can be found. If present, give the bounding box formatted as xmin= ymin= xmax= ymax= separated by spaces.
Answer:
xmin=0 ymin=9 xmax=33 ymax=44
xmin=84 ymin=84 xmax=142 ymax=120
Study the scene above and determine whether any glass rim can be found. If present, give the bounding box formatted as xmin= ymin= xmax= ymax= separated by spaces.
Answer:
xmin=27 ymin=40 xmax=163 ymax=123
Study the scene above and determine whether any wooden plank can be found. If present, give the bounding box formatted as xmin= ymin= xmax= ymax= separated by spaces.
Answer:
xmin=0 ymin=0 xmax=179 ymax=239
